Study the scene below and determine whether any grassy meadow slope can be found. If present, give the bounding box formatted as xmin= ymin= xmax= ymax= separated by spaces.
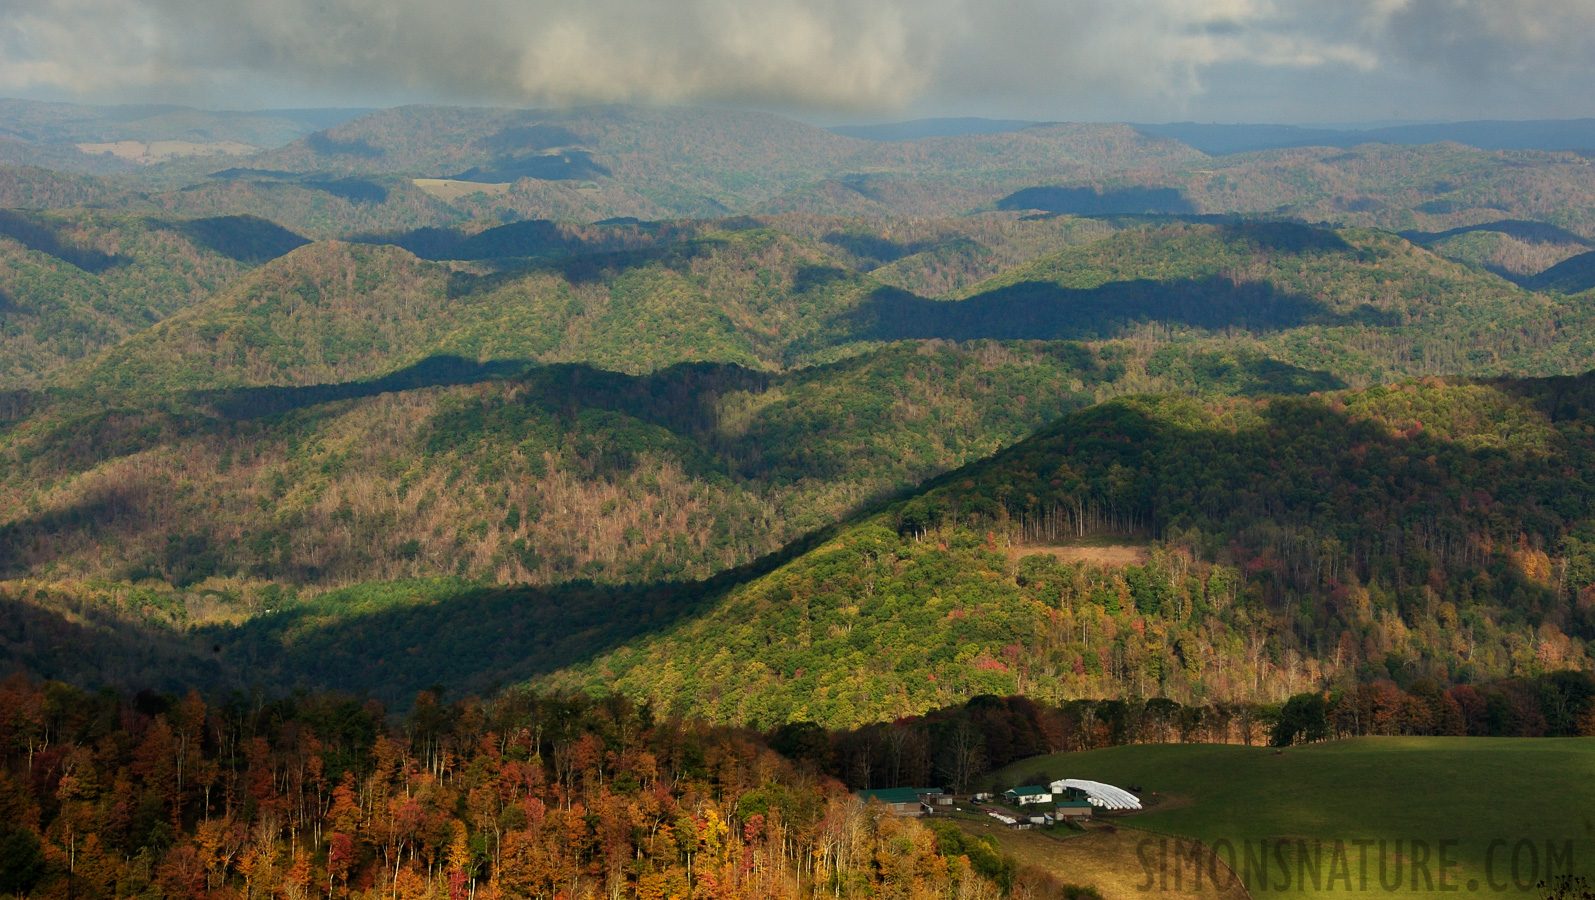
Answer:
xmin=991 ymin=739 xmax=1594 ymax=899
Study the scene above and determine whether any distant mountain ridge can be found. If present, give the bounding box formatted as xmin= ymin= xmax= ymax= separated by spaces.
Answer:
xmin=1137 ymin=118 xmax=1595 ymax=155
xmin=827 ymin=117 xmax=1041 ymax=141
xmin=0 ymin=98 xmax=374 ymax=174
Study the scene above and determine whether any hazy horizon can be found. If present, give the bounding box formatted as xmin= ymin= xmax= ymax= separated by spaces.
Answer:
xmin=4 ymin=95 xmax=1594 ymax=134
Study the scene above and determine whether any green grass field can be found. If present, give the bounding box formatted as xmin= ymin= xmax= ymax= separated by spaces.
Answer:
xmin=990 ymin=738 xmax=1595 ymax=900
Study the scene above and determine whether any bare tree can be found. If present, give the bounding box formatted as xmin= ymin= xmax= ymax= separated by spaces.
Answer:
xmin=936 ymin=720 xmax=986 ymax=794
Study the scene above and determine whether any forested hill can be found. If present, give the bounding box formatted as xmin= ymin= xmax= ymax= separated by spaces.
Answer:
xmin=0 ymin=341 xmax=1135 ymax=593
xmin=65 ymin=228 xmax=885 ymax=393
xmin=11 ymin=216 xmax=1595 ymax=596
xmin=10 ymin=372 xmax=1590 ymax=719
xmin=881 ymin=221 xmax=1595 ymax=381
xmin=0 ymin=210 xmax=303 ymax=385
xmin=7 ymin=104 xmax=1595 ymax=242
xmin=548 ymin=374 xmax=1595 ymax=727
xmin=60 ymin=220 xmax=1595 ymax=398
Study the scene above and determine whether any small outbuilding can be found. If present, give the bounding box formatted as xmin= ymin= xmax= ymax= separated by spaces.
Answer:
xmin=1054 ymin=797 xmax=1094 ymax=819
xmin=857 ymin=787 xmax=944 ymax=817
xmin=1002 ymin=785 xmax=1054 ymax=806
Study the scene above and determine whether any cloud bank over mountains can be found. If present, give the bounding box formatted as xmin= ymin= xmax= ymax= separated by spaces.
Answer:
xmin=0 ymin=0 xmax=1591 ymax=121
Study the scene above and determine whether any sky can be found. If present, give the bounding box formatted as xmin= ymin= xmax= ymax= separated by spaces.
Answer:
xmin=1 ymin=0 xmax=1593 ymax=124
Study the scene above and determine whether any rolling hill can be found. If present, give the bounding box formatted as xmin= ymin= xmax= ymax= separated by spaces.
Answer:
xmin=540 ymin=374 xmax=1595 ymax=726
xmin=10 ymin=371 xmax=1592 ymax=719
xmin=882 ymin=221 xmax=1595 ymax=382
xmin=0 ymin=209 xmax=306 ymax=386
xmin=64 ymin=227 xmax=888 ymax=393
xmin=1002 ymin=143 xmax=1595 ymax=239
xmin=9 ymin=217 xmax=1595 ymax=600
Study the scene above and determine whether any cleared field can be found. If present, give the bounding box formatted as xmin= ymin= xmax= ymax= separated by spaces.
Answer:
xmin=76 ymin=140 xmax=258 ymax=162
xmin=988 ymin=738 xmax=1595 ymax=900
xmin=412 ymin=177 xmax=515 ymax=201
xmin=1009 ymin=543 xmax=1151 ymax=566
xmin=954 ymin=819 xmax=1253 ymax=900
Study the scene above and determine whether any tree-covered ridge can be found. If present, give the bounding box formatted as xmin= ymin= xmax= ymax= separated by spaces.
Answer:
xmin=1009 ymin=143 xmax=1595 ymax=238
xmin=14 ymin=217 xmax=1595 ymax=597
xmin=917 ymin=222 xmax=1595 ymax=382
xmin=64 ymin=228 xmax=905 ymax=394
xmin=230 ymin=107 xmax=1197 ymax=204
xmin=6 ymin=372 xmax=1595 ymax=726
xmin=1528 ymin=249 xmax=1595 ymax=296
xmin=0 ymin=341 xmax=1149 ymax=591
xmin=63 ymin=219 xmax=1595 ymax=400
xmin=548 ymin=375 xmax=1595 ymax=728
xmin=0 ymin=210 xmax=297 ymax=386
xmin=0 ymin=166 xmax=120 ymax=210
xmin=72 ymin=241 xmax=455 ymax=392
xmin=1422 ymin=228 xmax=1589 ymax=281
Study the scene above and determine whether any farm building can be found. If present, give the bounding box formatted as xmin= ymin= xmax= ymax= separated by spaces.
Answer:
xmin=857 ymin=788 xmax=944 ymax=816
xmin=1054 ymin=797 xmax=1094 ymax=819
xmin=1001 ymin=785 xmax=1053 ymax=805
xmin=1048 ymin=779 xmax=1142 ymax=811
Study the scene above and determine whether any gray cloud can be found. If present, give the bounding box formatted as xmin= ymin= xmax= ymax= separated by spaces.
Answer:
xmin=0 ymin=0 xmax=1592 ymax=120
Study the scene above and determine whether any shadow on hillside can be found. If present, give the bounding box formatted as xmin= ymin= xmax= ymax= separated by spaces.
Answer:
xmin=1401 ymin=219 xmax=1594 ymax=249
xmin=211 ymin=167 xmax=301 ymax=180
xmin=1526 ymin=250 xmax=1595 ymax=294
xmin=353 ymin=218 xmax=673 ymax=264
xmin=196 ymin=355 xmax=774 ymax=430
xmin=0 ymin=389 xmax=34 ymax=423
xmin=0 ymin=209 xmax=126 ymax=272
xmin=0 ymin=480 xmax=159 ymax=578
xmin=169 ymin=215 xmax=310 ymax=264
xmin=197 ymin=355 xmax=532 ymax=419
xmin=301 ymin=178 xmax=388 ymax=204
xmin=481 ymin=123 xmax=584 ymax=153
xmin=445 ymin=149 xmax=610 ymax=183
xmin=0 ymin=591 xmax=230 ymax=693
xmin=998 ymin=186 xmax=1197 ymax=216
xmin=1153 ymin=351 xmax=1347 ymax=396
xmin=1491 ymin=370 xmax=1595 ymax=423
xmin=820 ymin=230 xmax=947 ymax=268
xmin=307 ymin=131 xmax=382 ymax=158
xmin=203 ymin=509 xmax=850 ymax=706
xmin=856 ymin=275 xmax=1393 ymax=342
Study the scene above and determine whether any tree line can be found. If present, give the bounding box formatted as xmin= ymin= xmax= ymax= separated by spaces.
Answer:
xmin=0 ymin=677 xmax=1090 ymax=900
xmin=776 ymin=671 xmax=1595 ymax=795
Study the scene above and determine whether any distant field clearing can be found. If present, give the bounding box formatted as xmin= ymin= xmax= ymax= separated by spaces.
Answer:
xmin=76 ymin=140 xmax=258 ymax=163
xmin=412 ymin=178 xmax=514 ymax=201
xmin=1009 ymin=542 xmax=1150 ymax=566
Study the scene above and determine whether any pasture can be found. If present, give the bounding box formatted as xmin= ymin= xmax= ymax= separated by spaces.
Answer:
xmin=986 ymin=738 xmax=1595 ymax=900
